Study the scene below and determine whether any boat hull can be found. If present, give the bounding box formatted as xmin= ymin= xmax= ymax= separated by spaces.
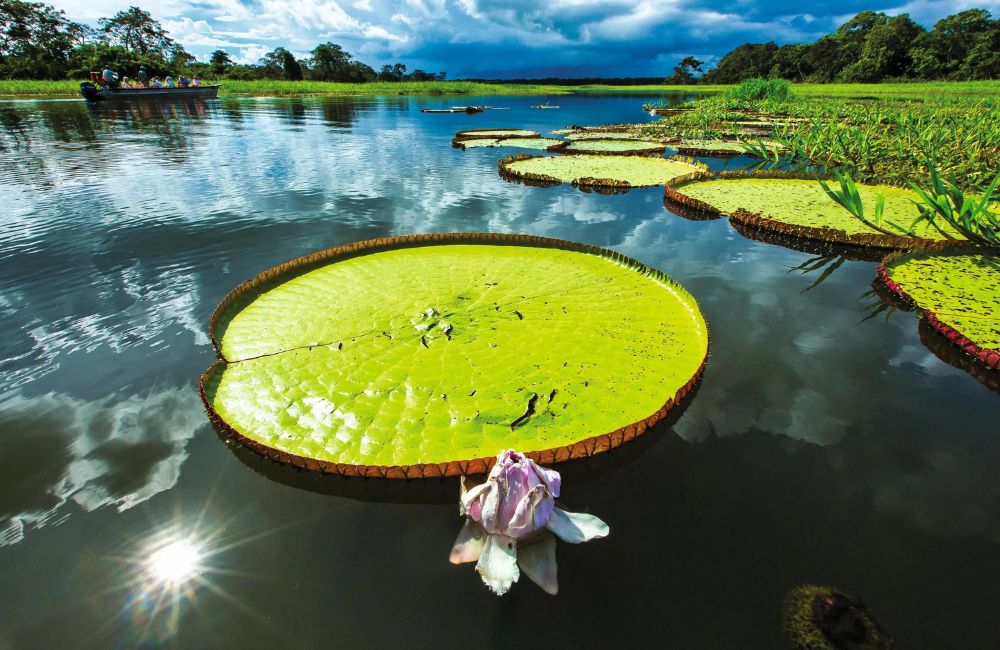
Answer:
xmin=81 ymin=84 xmax=221 ymax=102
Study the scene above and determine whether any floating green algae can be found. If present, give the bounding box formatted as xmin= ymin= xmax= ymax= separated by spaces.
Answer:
xmin=500 ymin=154 xmax=704 ymax=188
xmin=673 ymin=175 xmax=963 ymax=243
xmin=203 ymin=234 xmax=709 ymax=477
xmin=561 ymin=139 xmax=665 ymax=154
xmin=459 ymin=137 xmax=563 ymax=150
xmin=882 ymin=250 xmax=1000 ymax=362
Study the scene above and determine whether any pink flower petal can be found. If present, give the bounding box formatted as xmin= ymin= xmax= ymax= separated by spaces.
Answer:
xmin=450 ymin=519 xmax=487 ymax=565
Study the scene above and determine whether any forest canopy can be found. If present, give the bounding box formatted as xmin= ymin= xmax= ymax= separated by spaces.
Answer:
xmin=0 ymin=1 xmax=446 ymax=81
xmin=698 ymin=9 xmax=1000 ymax=83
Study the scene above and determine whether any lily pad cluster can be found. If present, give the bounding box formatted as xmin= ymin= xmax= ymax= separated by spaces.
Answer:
xmin=202 ymin=233 xmax=709 ymax=478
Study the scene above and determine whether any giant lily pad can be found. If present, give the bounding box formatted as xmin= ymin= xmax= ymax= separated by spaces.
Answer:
xmin=456 ymin=137 xmax=563 ymax=151
xmin=674 ymin=139 xmax=782 ymax=158
xmin=454 ymin=128 xmax=539 ymax=142
xmin=499 ymin=154 xmax=706 ymax=190
xmin=556 ymin=139 xmax=666 ymax=156
xmin=665 ymin=171 xmax=963 ymax=249
xmin=879 ymin=249 xmax=1000 ymax=370
xmin=201 ymin=233 xmax=709 ymax=478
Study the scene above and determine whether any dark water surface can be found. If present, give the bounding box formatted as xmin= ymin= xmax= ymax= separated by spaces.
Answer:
xmin=1 ymin=93 xmax=997 ymax=649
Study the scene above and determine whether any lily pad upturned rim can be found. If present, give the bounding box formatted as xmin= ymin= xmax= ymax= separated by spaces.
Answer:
xmin=670 ymin=170 xmax=957 ymax=251
xmin=877 ymin=248 xmax=1000 ymax=371
xmin=202 ymin=232 xmax=710 ymax=479
xmin=498 ymin=153 xmax=708 ymax=191
xmin=452 ymin=128 xmax=541 ymax=143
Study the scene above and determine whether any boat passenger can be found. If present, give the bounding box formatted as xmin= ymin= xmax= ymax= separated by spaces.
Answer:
xmin=120 ymin=77 xmax=133 ymax=89
xmin=138 ymin=65 xmax=148 ymax=86
xmin=102 ymin=66 xmax=118 ymax=88
xmin=178 ymin=75 xmax=190 ymax=88
xmin=191 ymin=76 xmax=201 ymax=87
xmin=151 ymin=77 xmax=164 ymax=88
xmin=165 ymin=76 xmax=177 ymax=88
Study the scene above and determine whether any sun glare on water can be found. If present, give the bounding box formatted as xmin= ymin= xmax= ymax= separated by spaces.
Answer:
xmin=146 ymin=538 xmax=203 ymax=585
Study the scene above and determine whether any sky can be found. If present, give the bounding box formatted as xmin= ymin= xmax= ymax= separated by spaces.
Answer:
xmin=48 ymin=0 xmax=1000 ymax=78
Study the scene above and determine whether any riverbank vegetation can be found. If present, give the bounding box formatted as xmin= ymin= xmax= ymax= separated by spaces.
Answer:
xmin=640 ymin=79 xmax=1000 ymax=193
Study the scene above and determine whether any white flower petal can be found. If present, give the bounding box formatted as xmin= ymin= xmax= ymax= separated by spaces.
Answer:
xmin=546 ymin=507 xmax=610 ymax=544
xmin=479 ymin=478 xmax=501 ymax=533
xmin=475 ymin=534 xmax=519 ymax=595
xmin=450 ymin=519 xmax=487 ymax=565
xmin=517 ymin=530 xmax=558 ymax=595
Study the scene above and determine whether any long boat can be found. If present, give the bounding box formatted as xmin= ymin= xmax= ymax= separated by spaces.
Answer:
xmin=80 ymin=81 xmax=221 ymax=102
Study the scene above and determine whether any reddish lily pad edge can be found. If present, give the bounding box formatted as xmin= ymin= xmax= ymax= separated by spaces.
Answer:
xmin=200 ymin=232 xmax=710 ymax=479
xmin=876 ymin=248 xmax=1000 ymax=371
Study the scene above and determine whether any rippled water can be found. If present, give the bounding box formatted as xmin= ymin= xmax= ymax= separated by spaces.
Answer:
xmin=1 ymin=93 xmax=997 ymax=649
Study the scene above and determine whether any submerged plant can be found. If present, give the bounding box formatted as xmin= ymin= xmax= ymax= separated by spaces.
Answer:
xmin=450 ymin=450 xmax=608 ymax=595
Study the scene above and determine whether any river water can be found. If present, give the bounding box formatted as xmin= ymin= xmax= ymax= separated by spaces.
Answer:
xmin=0 ymin=93 xmax=997 ymax=649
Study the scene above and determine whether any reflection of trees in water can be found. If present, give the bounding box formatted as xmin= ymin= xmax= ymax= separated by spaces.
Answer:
xmin=319 ymin=97 xmax=363 ymax=128
xmin=0 ymin=107 xmax=30 ymax=151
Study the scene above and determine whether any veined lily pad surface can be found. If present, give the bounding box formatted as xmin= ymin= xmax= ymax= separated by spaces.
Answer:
xmin=203 ymin=234 xmax=709 ymax=478
xmin=501 ymin=154 xmax=703 ymax=188
xmin=460 ymin=137 xmax=563 ymax=150
xmin=562 ymin=139 xmax=665 ymax=154
xmin=881 ymin=250 xmax=1000 ymax=368
xmin=565 ymin=132 xmax=653 ymax=141
xmin=673 ymin=175 xmax=963 ymax=246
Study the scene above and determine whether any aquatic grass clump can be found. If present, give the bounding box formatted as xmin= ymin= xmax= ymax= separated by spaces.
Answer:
xmin=499 ymin=154 xmax=706 ymax=191
xmin=202 ymin=233 xmax=709 ymax=478
xmin=878 ymin=249 xmax=1000 ymax=370
xmin=723 ymin=78 xmax=793 ymax=103
xmin=666 ymin=171 xmax=962 ymax=249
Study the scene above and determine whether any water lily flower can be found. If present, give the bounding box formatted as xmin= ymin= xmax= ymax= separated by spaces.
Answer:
xmin=449 ymin=449 xmax=609 ymax=595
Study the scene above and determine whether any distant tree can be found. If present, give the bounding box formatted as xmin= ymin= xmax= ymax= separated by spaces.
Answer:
xmin=703 ymin=42 xmax=777 ymax=83
xmin=839 ymin=14 xmax=924 ymax=81
xmin=908 ymin=9 xmax=996 ymax=79
xmin=169 ymin=43 xmax=195 ymax=68
xmin=209 ymin=49 xmax=232 ymax=75
xmin=767 ymin=44 xmax=810 ymax=81
xmin=309 ymin=42 xmax=352 ymax=81
xmin=665 ymin=56 xmax=703 ymax=84
xmin=958 ymin=20 xmax=1000 ymax=79
xmin=98 ymin=6 xmax=173 ymax=57
xmin=0 ymin=0 xmax=85 ymax=78
xmin=280 ymin=49 xmax=302 ymax=80
xmin=259 ymin=47 xmax=302 ymax=80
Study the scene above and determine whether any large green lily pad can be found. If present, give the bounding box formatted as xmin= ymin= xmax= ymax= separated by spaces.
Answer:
xmin=457 ymin=137 xmax=563 ymax=151
xmin=560 ymin=139 xmax=666 ymax=155
xmin=667 ymin=172 xmax=963 ymax=248
xmin=202 ymin=234 xmax=709 ymax=478
xmin=880 ymin=250 xmax=1000 ymax=369
xmin=499 ymin=154 xmax=705 ymax=189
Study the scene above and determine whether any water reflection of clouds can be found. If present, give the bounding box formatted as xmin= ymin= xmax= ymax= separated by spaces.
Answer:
xmin=0 ymin=385 xmax=204 ymax=546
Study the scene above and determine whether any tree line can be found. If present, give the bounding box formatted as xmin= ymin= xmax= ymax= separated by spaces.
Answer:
xmin=0 ymin=2 xmax=446 ymax=81
xmin=667 ymin=9 xmax=1000 ymax=84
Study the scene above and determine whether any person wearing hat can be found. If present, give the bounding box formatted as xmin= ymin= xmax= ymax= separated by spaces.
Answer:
xmin=150 ymin=77 xmax=164 ymax=88
xmin=165 ymin=75 xmax=177 ymax=88
xmin=138 ymin=65 xmax=148 ymax=86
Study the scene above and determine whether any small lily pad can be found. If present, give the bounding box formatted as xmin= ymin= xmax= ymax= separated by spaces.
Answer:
xmin=879 ymin=249 xmax=1000 ymax=370
xmin=202 ymin=234 xmax=709 ymax=478
xmin=674 ymin=139 xmax=782 ymax=158
xmin=499 ymin=154 xmax=706 ymax=190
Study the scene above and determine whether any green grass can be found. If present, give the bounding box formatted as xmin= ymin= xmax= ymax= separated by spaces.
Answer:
xmin=4 ymin=78 xmax=1000 ymax=99
xmin=0 ymin=79 xmax=571 ymax=98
